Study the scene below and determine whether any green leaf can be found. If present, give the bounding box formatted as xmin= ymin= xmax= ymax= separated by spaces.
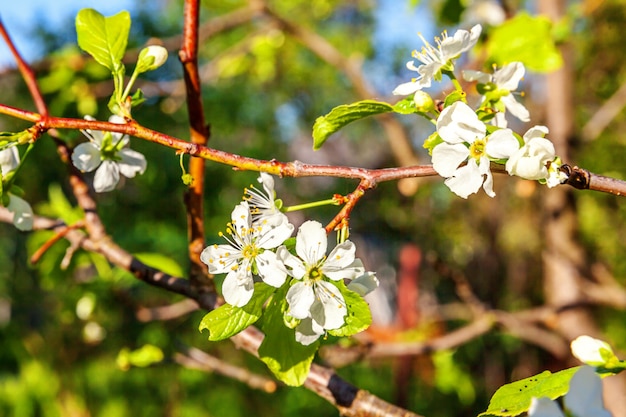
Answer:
xmin=76 ymin=8 xmax=130 ymax=73
xmin=312 ymin=100 xmax=394 ymax=150
xmin=479 ymin=367 xmax=579 ymax=417
xmin=199 ymin=283 xmax=275 ymax=341
xmin=134 ymin=252 xmax=185 ymax=278
xmin=486 ymin=13 xmax=562 ymax=73
xmin=259 ymin=288 xmax=318 ymax=386
xmin=392 ymin=97 xmax=419 ymax=115
xmin=327 ymin=281 xmax=371 ymax=338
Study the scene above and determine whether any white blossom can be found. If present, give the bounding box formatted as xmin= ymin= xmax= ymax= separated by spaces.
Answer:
xmin=393 ymin=24 xmax=482 ymax=95
xmin=0 ymin=147 xmax=19 ymax=174
xmin=505 ymin=126 xmax=556 ymax=181
xmin=0 ymin=148 xmax=33 ymax=231
xmin=200 ymin=201 xmax=293 ymax=307
xmin=277 ymin=220 xmax=365 ymax=345
xmin=529 ymin=366 xmax=612 ymax=417
xmin=72 ymin=115 xmax=147 ymax=193
xmin=432 ymin=101 xmax=518 ymax=198
xmin=463 ymin=61 xmax=530 ymax=124
xmin=571 ymin=335 xmax=616 ymax=367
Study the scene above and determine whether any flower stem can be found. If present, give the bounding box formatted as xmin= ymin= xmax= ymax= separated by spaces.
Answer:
xmin=283 ymin=198 xmax=340 ymax=213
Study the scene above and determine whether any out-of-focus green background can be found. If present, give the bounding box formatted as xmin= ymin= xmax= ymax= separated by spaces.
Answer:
xmin=2 ymin=0 xmax=626 ymax=416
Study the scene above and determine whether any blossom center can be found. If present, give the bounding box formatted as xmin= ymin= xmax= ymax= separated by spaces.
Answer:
xmin=469 ymin=138 xmax=487 ymax=160
xmin=242 ymin=243 xmax=259 ymax=260
xmin=306 ymin=265 xmax=323 ymax=282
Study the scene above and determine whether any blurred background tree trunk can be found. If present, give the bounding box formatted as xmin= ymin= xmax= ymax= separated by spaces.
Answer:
xmin=538 ymin=1 xmax=626 ymax=415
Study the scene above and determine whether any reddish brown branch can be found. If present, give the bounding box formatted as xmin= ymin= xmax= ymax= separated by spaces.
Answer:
xmin=180 ymin=0 xmax=211 ymax=287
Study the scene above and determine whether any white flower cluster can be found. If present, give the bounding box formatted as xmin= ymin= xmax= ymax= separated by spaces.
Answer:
xmin=394 ymin=24 xmax=568 ymax=199
xmin=201 ymin=173 xmax=378 ymax=345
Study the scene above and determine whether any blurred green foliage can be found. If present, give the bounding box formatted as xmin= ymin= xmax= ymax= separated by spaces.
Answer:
xmin=1 ymin=0 xmax=626 ymax=416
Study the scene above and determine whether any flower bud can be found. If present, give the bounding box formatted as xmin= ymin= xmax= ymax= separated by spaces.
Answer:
xmin=571 ymin=335 xmax=615 ymax=366
xmin=136 ymin=45 xmax=168 ymax=73
xmin=413 ymin=91 xmax=435 ymax=113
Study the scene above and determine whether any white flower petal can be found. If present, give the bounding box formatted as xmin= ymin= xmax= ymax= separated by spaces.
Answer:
xmin=528 ymin=397 xmax=564 ymax=417
xmin=462 ymin=69 xmax=491 ymax=84
xmin=200 ymin=243 xmax=240 ymax=274
xmin=0 ymin=147 xmax=20 ymax=174
xmin=321 ymin=241 xmax=357 ymax=280
xmin=256 ymin=250 xmax=287 ymax=287
xmin=493 ymin=62 xmax=525 ymax=91
xmin=565 ymin=366 xmax=612 ymax=417
xmin=286 ymin=281 xmax=315 ymax=319
xmin=7 ymin=194 xmax=33 ymax=231
xmin=277 ymin=246 xmax=307 ymax=279
xmin=441 ymin=24 xmax=482 ymax=58
xmin=501 ymin=93 xmax=530 ymax=122
xmin=93 ymin=160 xmax=120 ymax=192
xmin=311 ymin=281 xmax=347 ymax=330
xmin=392 ymin=81 xmax=421 ymax=96
xmin=294 ymin=318 xmax=324 ymax=346
xmin=257 ymin=217 xmax=294 ymax=249
xmin=222 ymin=270 xmax=254 ymax=307
xmin=486 ymin=129 xmax=519 ymax=159
xmin=444 ymin=158 xmax=484 ymax=199
xmin=479 ymin=155 xmax=495 ymax=197
xmin=348 ymin=271 xmax=379 ymax=296
xmin=437 ymin=102 xmax=486 ymax=144
xmin=524 ymin=125 xmax=549 ymax=141
xmin=72 ymin=142 xmax=102 ymax=172
xmin=118 ymin=148 xmax=147 ymax=178
xmin=295 ymin=220 xmax=327 ymax=264
xmin=432 ymin=143 xmax=469 ymax=177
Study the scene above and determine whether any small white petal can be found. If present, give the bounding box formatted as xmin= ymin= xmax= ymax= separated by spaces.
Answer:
xmin=72 ymin=142 xmax=102 ymax=172
xmin=277 ymin=246 xmax=307 ymax=279
xmin=200 ymin=244 xmax=240 ymax=274
xmin=7 ymin=194 xmax=33 ymax=231
xmin=222 ymin=270 xmax=254 ymax=307
xmin=486 ymin=129 xmax=519 ymax=159
xmin=444 ymin=158 xmax=484 ymax=199
xmin=493 ymin=62 xmax=525 ymax=91
xmin=286 ymin=281 xmax=315 ymax=319
xmin=528 ymin=397 xmax=564 ymax=417
xmin=462 ymin=69 xmax=491 ymax=84
xmin=322 ymin=241 xmax=357 ymax=280
xmin=294 ymin=318 xmax=324 ymax=346
xmin=437 ymin=102 xmax=486 ymax=144
xmin=565 ymin=366 xmax=612 ymax=417
xmin=93 ymin=160 xmax=120 ymax=192
xmin=432 ymin=143 xmax=469 ymax=177
xmin=0 ymin=147 xmax=20 ymax=174
xmin=348 ymin=271 xmax=379 ymax=296
xmin=501 ymin=93 xmax=530 ymax=122
xmin=311 ymin=281 xmax=346 ymax=330
xmin=295 ymin=220 xmax=327 ymax=265
xmin=256 ymin=250 xmax=287 ymax=287
xmin=117 ymin=148 xmax=147 ymax=178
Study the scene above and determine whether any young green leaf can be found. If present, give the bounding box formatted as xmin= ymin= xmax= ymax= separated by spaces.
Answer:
xmin=486 ymin=13 xmax=562 ymax=72
xmin=327 ymin=282 xmax=372 ymax=338
xmin=312 ymin=100 xmax=394 ymax=150
xmin=76 ymin=8 xmax=131 ymax=73
xmin=259 ymin=289 xmax=318 ymax=386
xmin=199 ymin=283 xmax=274 ymax=341
xmin=479 ymin=367 xmax=579 ymax=417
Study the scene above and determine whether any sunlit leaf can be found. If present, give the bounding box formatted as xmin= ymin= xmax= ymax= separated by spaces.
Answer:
xmin=76 ymin=8 xmax=130 ymax=73
xmin=479 ymin=367 xmax=579 ymax=417
xmin=259 ymin=287 xmax=318 ymax=386
xmin=199 ymin=283 xmax=274 ymax=341
xmin=486 ymin=13 xmax=562 ymax=72
xmin=327 ymin=281 xmax=371 ymax=338
xmin=312 ymin=100 xmax=394 ymax=150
